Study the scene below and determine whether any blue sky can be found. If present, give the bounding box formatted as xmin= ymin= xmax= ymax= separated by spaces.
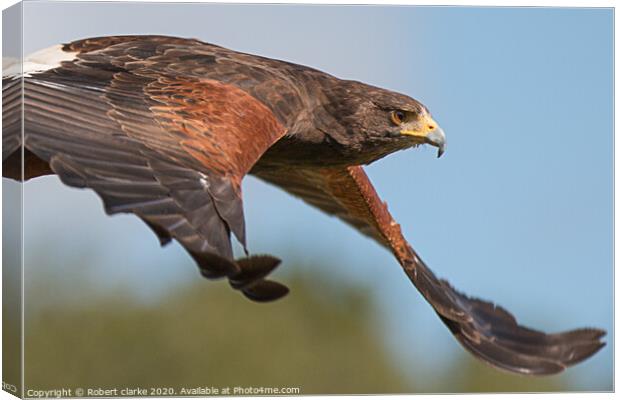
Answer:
xmin=11 ymin=3 xmax=613 ymax=390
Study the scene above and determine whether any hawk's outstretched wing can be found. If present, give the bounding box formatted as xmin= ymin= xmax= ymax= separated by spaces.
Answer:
xmin=3 ymin=36 xmax=298 ymax=301
xmin=253 ymin=165 xmax=606 ymax=375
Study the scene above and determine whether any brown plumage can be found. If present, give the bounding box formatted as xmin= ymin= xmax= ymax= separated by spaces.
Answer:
xmin=2 ymin=35 xmax=605 ymax=375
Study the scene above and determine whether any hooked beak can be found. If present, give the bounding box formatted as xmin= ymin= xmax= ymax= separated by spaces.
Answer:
xmin=426 ymin=127 xmax=446 ymax=158
xmin=400 ymin=115 xmax=446 ymax=158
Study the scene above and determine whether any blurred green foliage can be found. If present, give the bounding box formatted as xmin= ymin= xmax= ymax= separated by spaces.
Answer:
xmin=3 ymin=180 xmax=22 ymax=395
xmin=22 ymin=266 xmax=570 ymax=395
xmin=24 ymin=275 xmax=412 ymax=394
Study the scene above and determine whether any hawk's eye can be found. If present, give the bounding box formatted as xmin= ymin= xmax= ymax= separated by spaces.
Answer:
xmin=391 ymin=110 xmax=406 ymax=125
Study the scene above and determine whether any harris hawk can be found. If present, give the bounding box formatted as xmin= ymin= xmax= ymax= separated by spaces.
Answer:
xmin=2 ymin=35 xmax=605 ymax=375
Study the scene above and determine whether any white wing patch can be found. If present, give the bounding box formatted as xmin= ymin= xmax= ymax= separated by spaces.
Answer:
xmin=3 ymin=44 xmax=78 ymax=79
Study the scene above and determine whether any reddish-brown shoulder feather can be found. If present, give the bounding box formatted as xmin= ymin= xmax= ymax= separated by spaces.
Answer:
xmin=147 ymin=77 xmax=285 ymax=176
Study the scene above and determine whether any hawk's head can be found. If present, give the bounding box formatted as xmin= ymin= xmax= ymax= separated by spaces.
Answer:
xmin=321 ymin=80 xmax=446 ymax=161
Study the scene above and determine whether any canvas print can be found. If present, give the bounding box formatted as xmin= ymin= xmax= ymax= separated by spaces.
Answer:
xmin=2 ymin=2 xmax=613 ymax=397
